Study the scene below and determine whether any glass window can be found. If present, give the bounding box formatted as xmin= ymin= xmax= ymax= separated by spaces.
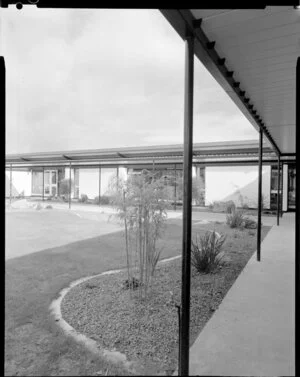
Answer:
xmin=32 ymin=171 xmax=43 ymax=195
xmin=51 ymin=186 xmax=57 ymax=196
xmin=270 ymin=167 xmax=279 ymax=191
xmin=52 ymin=171 xmax=57 ymax=184
xmin=44 ymin=171 xmax=50 ymax=185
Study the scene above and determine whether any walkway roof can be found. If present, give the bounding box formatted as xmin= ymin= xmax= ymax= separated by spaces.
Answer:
xmin=161 ymin=7 xmax=299 ymax=155
xmin=5 ymin=140 xmax=279 ymax=166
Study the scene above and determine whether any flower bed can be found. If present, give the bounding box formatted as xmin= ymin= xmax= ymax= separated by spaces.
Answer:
xmin=61 ymin=224 xmax=270 ymax=375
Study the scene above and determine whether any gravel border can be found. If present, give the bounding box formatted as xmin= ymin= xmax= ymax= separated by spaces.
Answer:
xmin=53 ymin=224 xmax=270 ymax=375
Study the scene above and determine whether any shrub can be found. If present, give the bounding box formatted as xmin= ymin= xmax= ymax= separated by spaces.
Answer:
xmin=227 ymin=210 xmax=257 ymax=230
xmin=226 ymin=201 xmax=236 ymax=214
xmin=79 ymin=193 xmax=89 ymax=203
xmin=35 ymin=203 xmax=42 ymax=211
xmin=58 ymin=178 xmax=74 ymax=201
xmin=191 ymin=230 xmax=226 ymax=273
xmin=212 ymin=200 xmax=236 ymax=214
xmin=93 ymin=196 xmax=100 ymax=204
xmin=122 ymin=277 xmax=142 ymax=290
xmin=93 ymin=195 xmax=111 ymax=205
xmin=226 ymin=210 xmax=245 ymax=228
xmin=244 ymin=217 xmax=257 ymax=229
xmin=45 ymin=204 xmax=53 ymax=209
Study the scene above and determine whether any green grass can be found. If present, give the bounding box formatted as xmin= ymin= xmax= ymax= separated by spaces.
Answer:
xmin=5 ymin=215 xmax=270 ymax=376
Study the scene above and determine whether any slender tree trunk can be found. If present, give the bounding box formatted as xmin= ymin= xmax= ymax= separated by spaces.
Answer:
xmin=123 ymin=191 xmax=132 ymax=297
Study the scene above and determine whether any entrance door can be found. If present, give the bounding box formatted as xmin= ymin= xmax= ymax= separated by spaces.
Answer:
xmin=288 ymin=166 xmax=296 ymax=210
xmin=44 ymin=170 xmax=58 ymax=197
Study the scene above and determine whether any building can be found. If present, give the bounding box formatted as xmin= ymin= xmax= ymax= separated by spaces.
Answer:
xmin=5 ymin=140 xmax=296 ymax=212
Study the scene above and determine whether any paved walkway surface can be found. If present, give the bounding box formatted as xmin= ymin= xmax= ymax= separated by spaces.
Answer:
xmin=186 ymin=213 xmax=295 ymax=376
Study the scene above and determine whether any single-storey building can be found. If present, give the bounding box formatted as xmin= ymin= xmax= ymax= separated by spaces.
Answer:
xmin=5 ymin=140 xmax=296 ymax=211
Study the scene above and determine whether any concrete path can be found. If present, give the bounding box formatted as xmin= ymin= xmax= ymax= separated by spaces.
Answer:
xmin=186 ymin=213 xmax=295 ymax=376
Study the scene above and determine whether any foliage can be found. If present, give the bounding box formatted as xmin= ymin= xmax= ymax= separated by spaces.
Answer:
xmin=243 ymin=217 xmax=257 ymax=229
xmin=211 ymin=200 xmax=236 ymax=214
xmin=79 ymin=193 xmax=89 ymax=203
xmin=122 ymin=277 xmax=141 ymax=290
xmin=191 ymin=230 xmax=226 ymax=273
xmin=58 ymin=178 xmax=74 ymax=201
xmin=176 ymin=176 xmax=205 ymax=206
xmin=35 ymin=203 xmax=42 ymax=211
xmin=226 ymin=210 xmax=245 ymax=228
xmin=93 ymin=195 xmax=111 ymax=205
xmin=45 ymin=204 xmax=53 ymax=209
xmin=226 ymin=210 xmax=257 ymax=229
xmin=110 ymin=170 xmax=169 ymax=299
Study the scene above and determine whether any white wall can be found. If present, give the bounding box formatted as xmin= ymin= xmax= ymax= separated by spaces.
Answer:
xmin=78 ymin=169 xmax=99 ymax=200
xmin=205 ymin=165 xmax=271 ymax=209
xmin=5 ymin=170 xmax=32 ymax=197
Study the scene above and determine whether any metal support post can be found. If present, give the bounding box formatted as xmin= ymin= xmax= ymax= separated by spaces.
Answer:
xmin=179 ymin=32 xmax=194 ymax=377
xmin=98 ymin=166 xmax=101 ymax=206
xmin=174 ymin=164 xmax=177 ymax=211
xmin=277 ymin=155 xmax=281 ymax=226
xmin=295 ymin=57 xmax=299 ymax=377
xmin=257 ymin=128 xmax=263 ymax=261
xmin=69 ymin=162 xmax=71 ymax=209
xmin=10 ymin=164 xmax=12 ymax=204
xmin=280 ymin=162 xmax=284 ymax=217
xmin=42 ymin=167 xmax=45 ymax=202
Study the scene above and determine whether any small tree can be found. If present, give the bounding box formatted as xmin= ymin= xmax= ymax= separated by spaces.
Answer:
xmin=110 ymin=170 xmax=169 ymax=299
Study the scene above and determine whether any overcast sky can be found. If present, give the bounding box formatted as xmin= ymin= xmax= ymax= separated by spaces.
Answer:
xmin=1 ymin=7 xmax=258 ymax=154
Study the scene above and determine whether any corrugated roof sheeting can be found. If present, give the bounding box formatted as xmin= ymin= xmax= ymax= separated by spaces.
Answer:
xmin=5 ymin=140 xmax=275 ymax=165
xmin=189 ymin=7 xmax=299 ymax=154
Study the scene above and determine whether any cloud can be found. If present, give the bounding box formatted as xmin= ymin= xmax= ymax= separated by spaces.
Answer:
xmin=2 ymin=8 xmax=258 ymax=154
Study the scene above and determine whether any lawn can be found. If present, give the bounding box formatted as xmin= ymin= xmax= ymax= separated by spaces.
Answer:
xmin=5 ymin=212 xmax=270 ymax=376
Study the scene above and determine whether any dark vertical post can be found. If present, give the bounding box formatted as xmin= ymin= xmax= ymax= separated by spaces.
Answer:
xmin=179 ymin=32 xmax=194 ymax=377
xmin=257 ymin=128 xmax=263 ymax=261
xmin=280 ymin=162 xmax=284 ymax=217
xmin=295 ymin=57 xmax=299 ymax=377
xmin=98 ymin=166 xmax=101 ymax=206
xmin=10 ymin=164 xmax=12 ymax=204
xmin=174 ymin=164 xmax=177 ymax=211
xmin=42 ymin=167 xmax=45 ymax=202
xmin=152 ymin=159 xmax=155 ymax=172
xmin=69 ymin=162 xmax=71 ymax=209
xmin=277 ymin=154 xmax=281 ymax=226
xmin=1 ymin=58 xmax=5 ymax=201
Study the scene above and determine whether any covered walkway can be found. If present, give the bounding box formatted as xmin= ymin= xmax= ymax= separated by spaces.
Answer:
xmin=187 ymin=213 xmax=295 ymax=376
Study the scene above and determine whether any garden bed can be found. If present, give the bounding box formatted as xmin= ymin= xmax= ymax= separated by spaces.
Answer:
xmin=61 ymin=223 xmax=270 ymax=376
